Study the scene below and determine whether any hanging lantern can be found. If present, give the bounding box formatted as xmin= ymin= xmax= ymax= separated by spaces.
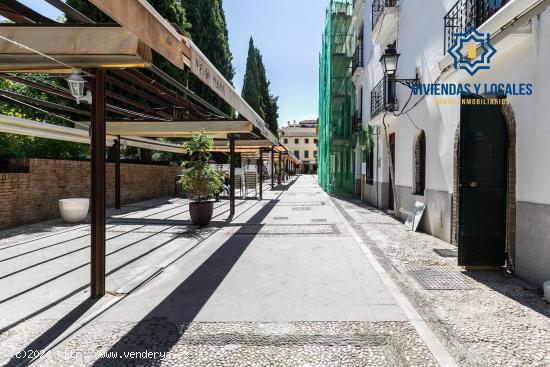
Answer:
xmin=66 ymin=72 xmax=91 ymax=104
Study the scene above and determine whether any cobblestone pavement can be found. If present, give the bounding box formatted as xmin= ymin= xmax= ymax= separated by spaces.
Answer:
xmin=0 ymin=176 xmax=448 ymax=366
xmin=3 ymin=320 xmax=437 ymax=366
xmin=331 ymin=195 xmax=550 ymax=367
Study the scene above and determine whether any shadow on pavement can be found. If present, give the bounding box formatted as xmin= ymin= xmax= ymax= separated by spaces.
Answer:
xmin=3 ymin=299 xmax=99 ymax=366
xmin=463 ymin=270 xmax=550 ymax=318
xmin=0 ymin=200 xmax=246 ymax=356
xmin=270 ymin=177 xmax=298 ymax=192
xmin=89 ymin=196 xmax=283 ymax=366
xmin=1 ymin=192 xmax=277 ymax=366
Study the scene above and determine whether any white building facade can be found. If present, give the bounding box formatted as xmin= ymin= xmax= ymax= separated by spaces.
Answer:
xmin=351 ymin=0 xmax=550 ymax=286
xmin=280 ymin=120 xmax=319 ymax=174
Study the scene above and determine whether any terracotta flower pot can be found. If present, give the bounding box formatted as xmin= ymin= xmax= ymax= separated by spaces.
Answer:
xmin=189 ymin=201 xmax=214 ymax=226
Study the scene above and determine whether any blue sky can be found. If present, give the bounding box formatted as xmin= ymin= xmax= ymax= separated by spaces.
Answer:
xmin=223 ymin=0 xmax=325 ymax=126
xmin=17 ymin=0 xmax=325 ymax=127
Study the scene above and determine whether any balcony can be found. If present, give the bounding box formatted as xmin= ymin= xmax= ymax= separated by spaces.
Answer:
xmin=352 ymin=45 xmax=364 ymax=76
xmin=352 ymin=111 xmax=363 ymax=133
xmin=370 ymin=76 xmax=396 ymax=118
xmin=444 ymin=0 xmax=509 ymax=53
xmin=371 ymin=0 xmax=398 ymax=47
xmin=372 ymin=0 xmax=397 ymax=29
xmin=438 ymin=0 xmax=549 ymax=73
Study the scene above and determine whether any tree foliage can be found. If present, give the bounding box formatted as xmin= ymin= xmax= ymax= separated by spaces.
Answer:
xmin=241 ymin=38 xmax=279 ymax=133
xmin=178 ymin=130 xmax=222 ymax=202
xmin=0 ymin=76 xmax=90 ymax=160
xmin=181 ymin=0 xmax=235 ymax=115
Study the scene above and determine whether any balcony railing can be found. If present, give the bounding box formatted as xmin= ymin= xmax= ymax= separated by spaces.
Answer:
xmin=370 ymin=76 xmax=396 ymax=118
xmin=372 ymin=0 xmax=397 ymax=30
xmin=444 ymin=0 xmax=509 ymax=53
xmin=353 ymin=111 xmax=363 ymax=133
xmin=352 ymin=45 xmax=364 ymax=75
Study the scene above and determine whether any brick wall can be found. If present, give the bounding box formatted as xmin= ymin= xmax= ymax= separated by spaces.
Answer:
xmin=0 ymin=159 xmax=181 ymax=229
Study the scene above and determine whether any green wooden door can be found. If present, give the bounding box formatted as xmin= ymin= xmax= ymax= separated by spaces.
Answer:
xmin=458 ymin=95 xmax=507 ymax=267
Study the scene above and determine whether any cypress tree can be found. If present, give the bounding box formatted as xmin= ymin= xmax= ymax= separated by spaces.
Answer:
xmin=241 ymin=38 xmax=280 ymax=134
xmin=265 ymin=96 xmax=280 ymax=133
xmin=242 ymin=38 xmax=263 ymax=118
xmin=182 ymin=0 xmax=235 ymax=115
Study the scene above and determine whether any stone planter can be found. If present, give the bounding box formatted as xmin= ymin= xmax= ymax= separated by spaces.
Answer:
xmin=189 ymin=201 xmax=214 ymax=226
xmin=59 ymin=198 xmax=90 ymax=223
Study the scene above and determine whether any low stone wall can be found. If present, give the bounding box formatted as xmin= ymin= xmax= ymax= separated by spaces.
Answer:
xmin=0 ymin=158 xmax=181 ymax=229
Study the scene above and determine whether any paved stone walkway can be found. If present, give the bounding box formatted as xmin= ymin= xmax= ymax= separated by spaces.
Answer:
xmin=331 ymin=195 xmax=550 ymax=367
xmin=0 ymin=176 xmax=453 ymax=366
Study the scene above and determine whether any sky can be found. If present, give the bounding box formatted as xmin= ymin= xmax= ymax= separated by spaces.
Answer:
xmin=222 ymin=0 xmax=325 ymax=126
xmin=17 ymin=0 xmax=326 ymax=127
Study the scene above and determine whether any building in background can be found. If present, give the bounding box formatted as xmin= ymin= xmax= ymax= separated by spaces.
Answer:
xmin=318 ymin=0 xmax=361 ymax=194
xmin=279 ymin=120 xmax=318 ymax=174
xmin=351 ymin=0 xmax=550 ymax=287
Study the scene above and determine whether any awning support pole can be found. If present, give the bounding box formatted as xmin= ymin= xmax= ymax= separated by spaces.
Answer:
xmin=284 ymin=157 xmax=287 ymax=182
xmin=270 ymin=146 xmax=275 ymax=189
xmin=91 ymin=68 xmax=106 ymax=299
xmin=286 ymin=159 xmax=291 ymax=180
xmin=114 ymin=136 xmax=121 ymax=210
xmin=229 ymin=134 xmax=236 ymax=216
xmin=278 ymin=152 xmax=282 ymax=185
xmin=259 ymin=148 xmax=263 ymax=200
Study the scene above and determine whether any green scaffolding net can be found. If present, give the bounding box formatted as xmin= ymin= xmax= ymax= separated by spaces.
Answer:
xmin=318 ymin=0 xmax=356 ymax=194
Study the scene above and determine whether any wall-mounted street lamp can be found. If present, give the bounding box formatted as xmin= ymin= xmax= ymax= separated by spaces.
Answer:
xmin=66 ymin=72 xmax=92 ymax=104
xmin=380 ymin=46 xmax=400 ymax=76
xmin=380 ymin=45 xmax=419 ymax=89
xmin=377 ymin=45 xmax=420 ymax=112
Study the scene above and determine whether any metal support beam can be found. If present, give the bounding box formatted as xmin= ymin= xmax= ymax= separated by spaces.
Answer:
xmin=270 ymin=147 xmax=275 ymax=189
xmin=286 ymin=159 xmax=290 ymax=179
xmin=287 ymin=159 xmax=290 ymax=180
xmin=229 ymin=134 xmax=236 ymax=216
xmin=90 ymin=68 xmax=106 ymax=299
xmin=282 ymin=158 xmax=286 ymax=183
xmin=278 ymin=153 xmax=282 ymax=185
xmin=106 ymin=120 xmax=252 ymax=137
xmin=114 ymin=137 xmax=121 ymax=210
xmin=286 ymin=159 xmax=292 ymax=180
xmin=259 ymin=148 xmax=263 ymax=201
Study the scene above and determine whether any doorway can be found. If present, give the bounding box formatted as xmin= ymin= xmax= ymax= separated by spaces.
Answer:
xmin=388 ymin=133 xmax=395 ymax=211
xmin=457 ymin=95 xmax=507 ymax=267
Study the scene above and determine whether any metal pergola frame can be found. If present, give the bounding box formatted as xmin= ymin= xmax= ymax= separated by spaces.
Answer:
xmin=0 ymin=0 xmax=298 ymax=298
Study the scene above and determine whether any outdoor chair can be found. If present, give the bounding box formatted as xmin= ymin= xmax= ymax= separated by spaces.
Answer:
xmin=234 ymin=174 xmax=244 ymax=198
xmin=244 ymin=171 xmax=258 ymax=198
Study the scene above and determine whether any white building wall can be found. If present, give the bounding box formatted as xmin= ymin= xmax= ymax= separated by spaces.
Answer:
xmin=351 ymin=0 xmax=550 ymax=285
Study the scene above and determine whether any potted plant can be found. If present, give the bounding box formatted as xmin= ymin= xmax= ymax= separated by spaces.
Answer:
xmin=179 ymin=130 xmax=223 ymax=226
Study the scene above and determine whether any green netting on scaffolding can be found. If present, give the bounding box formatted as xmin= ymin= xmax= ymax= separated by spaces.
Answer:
xmin=318 ymin=0 xmax=356 ymax=194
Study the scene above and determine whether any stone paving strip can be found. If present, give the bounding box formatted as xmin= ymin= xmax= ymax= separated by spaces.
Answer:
xmin=331 ymin=195 xmax=550 ymax=367
xmin=2 ymin=320 xmax=438 ymax=366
